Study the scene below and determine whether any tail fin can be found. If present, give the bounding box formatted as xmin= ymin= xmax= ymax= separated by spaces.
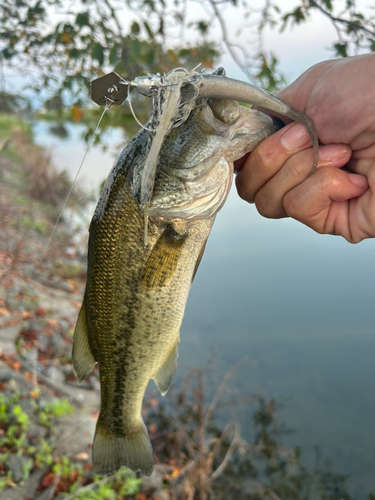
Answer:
xmin=92 ymin=417 xmax=154 ymax=477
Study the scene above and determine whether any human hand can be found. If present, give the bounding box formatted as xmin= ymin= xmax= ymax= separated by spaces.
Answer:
xmin=235 ymin=54 xmax=375 ymax=243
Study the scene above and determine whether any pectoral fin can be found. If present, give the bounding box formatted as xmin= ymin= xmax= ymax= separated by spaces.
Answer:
xmin=72 ymin=300 xmax=96 ymax=384
xmin=140 ymin=226 xmax=187 ymax=289
xmin=153 ymin=338 xmax=179 ymax=396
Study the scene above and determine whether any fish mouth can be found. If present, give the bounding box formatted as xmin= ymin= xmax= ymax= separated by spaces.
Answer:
xmin=235 ymin=109 xmax=283 ymax=137
xmin=229 ymin=109 xmax=284 ymax=160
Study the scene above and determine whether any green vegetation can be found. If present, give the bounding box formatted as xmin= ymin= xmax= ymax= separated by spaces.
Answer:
xmin=0 ymin=114 xmax=31 ymax=139
xmin=0 ymin=388 xmax=142 ymax=498
xmin=0 ymin=391 xmax=72 ymax=488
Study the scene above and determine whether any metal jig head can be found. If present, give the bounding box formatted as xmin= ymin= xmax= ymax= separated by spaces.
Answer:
xmin=91 ymin=72 xmax=129 ymax=107
xmin=91 ymin=72 xmax=182 ymax=105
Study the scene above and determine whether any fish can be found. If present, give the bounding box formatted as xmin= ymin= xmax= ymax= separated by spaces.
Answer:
xmin=72 ymin=69 xmax=318 ymax=477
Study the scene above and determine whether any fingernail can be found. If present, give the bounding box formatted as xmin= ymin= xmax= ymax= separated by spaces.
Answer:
xmin=319 ymin=144 xmax=350 ymax=162
xmin=348 ymin=173 xmax=368 ymax=189
xmin=280 ymin=123 xmax=311 ymax=151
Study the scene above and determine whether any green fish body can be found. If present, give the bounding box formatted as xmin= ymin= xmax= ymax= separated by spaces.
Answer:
xmin=72 ymin=97 xmax=281 ymax=476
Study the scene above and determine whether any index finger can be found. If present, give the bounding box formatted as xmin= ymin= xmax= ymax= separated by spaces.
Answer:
xmin=235 ymin=122 xmax=312 ymax=203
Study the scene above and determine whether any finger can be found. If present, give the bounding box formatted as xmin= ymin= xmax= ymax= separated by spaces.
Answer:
xmin=347 ymin=155 xmax=375 ymax=189
xmin=283 ymin=166 xmax=368 ymax=240
xmin=236 ymin=122 xmax=312 ymax=203
xmin=255 ymin=144 xmax=351 ymax=219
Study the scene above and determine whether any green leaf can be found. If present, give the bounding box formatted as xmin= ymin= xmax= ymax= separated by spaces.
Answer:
xmin=291 ymin=7 xmax=305 ymax=24
xmin=333 ymin=42 xmax=348 ymax=57
xmin=76 ymin=11 xmax=90 ymax=27
xmin=196 ymin=21 xmax=209 ymax=35
xmin=321 ymin=0 xmax=332 ymax=11
xmin=69 ymin=47 xmax=80 ymax=59
xmin=146 ymin=48 xmax=155 ymax=66
xmin=143 ymin=21 xmax=154 ymax=39
xmin=109 ymin=43 xmax=120 ymax=65
xmin=92 ymin=42 xmax=105 ymax=65
xmin=63 ymin=23 xmax=75 ymax=35
xmin=131 ymin=21 xmax=140 ymax=35
xmin=130 ymin=38 xmax=141 ymax=59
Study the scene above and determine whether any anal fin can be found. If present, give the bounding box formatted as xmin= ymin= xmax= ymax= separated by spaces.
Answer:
xmin=153 ymin=338 xmax=179 ymax=396
xmin=72 ymin=300 xmax=96 ymax=384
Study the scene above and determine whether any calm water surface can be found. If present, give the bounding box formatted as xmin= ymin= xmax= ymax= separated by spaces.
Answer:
xmin=33 ymin=121 xmax=375 ymax=497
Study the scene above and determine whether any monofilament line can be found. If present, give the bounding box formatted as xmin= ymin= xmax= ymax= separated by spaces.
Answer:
xmin=38 ymin=107 xmax=108 ymax=267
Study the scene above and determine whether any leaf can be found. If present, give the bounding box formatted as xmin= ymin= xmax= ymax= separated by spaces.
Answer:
xmin=146 ymin=48 xmax=155 ymax=66
xmin=109 ymin=43 xmax=120 ymax=65
xmin=62 ymin=32 xmax=72 ymax=44
xmin=69 ymin=47 xmax=80 ymax=59
xmin=291 ymin=6 xmax=305 ymax=24
xmin=321 ymin=0 xmax=332 ymax=11
xmin=42 ymin=472 xmax=56 ymax=488
xmin=143 ymin=21 xmax=154 ymax=39
xmin=130 ymin=38 xmax=141 ymax=59
xmin=92 ymin=43 xmax=104 ymax=65
xmin=333 ymin=42 xmax=348 ymax=57
xmin=131 ymin=21 xmax=140 ymax=35
xmin=72 ymin=104 xmax=83 ymax=122
xmin=76 ymin=11 xmax=90 ymax=27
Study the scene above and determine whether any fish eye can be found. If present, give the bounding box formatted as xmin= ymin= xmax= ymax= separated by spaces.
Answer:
xmin=208 ymin=99 xmax=240 ymax=125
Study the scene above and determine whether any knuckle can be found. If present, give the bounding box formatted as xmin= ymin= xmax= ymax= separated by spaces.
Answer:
xmin=251 ymin=140 xmax=283 ymax=173
xmin=235 ymin=174 xmax=254 ymax=203
xmin=255 ymin=192 xmax=277 ymax=218
xmin=283 ymin=190 xmax=299 ymax=217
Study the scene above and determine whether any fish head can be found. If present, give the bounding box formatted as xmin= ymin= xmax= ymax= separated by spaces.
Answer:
xmin=149 ymin=97 xmax=282 ymax=221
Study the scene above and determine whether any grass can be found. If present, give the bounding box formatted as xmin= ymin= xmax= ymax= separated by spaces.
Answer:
xmin=0 ymin=114 xmax=31 ymax=140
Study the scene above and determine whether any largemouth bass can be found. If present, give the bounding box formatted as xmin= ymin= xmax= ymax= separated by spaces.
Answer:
xmin=73 ymin=70 xmax=318 ymax=477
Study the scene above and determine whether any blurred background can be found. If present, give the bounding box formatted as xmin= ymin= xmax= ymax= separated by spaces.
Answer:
xmin=0 ymin=0 xmax=374 ymax=499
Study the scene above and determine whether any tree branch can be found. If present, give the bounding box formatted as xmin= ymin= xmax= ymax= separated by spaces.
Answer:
xmin=309 ymin=0 xmax=375 ymax=39
xmin=205 ymin=0 xmax=254 ymax=80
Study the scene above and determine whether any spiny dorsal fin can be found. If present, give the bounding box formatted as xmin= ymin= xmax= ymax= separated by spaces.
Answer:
xmin=153 ymin=338 xmax=179 ymax=396
xmin=140 ymin=225 xmax=187 ymax=289
xmin=72 ymin=300 xmax=96 ymax=384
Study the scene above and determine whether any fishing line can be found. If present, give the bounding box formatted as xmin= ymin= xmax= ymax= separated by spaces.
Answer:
xmin=37 ymin=105 xmax=109 ymax=268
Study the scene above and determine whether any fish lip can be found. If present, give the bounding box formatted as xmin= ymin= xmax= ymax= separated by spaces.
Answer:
xmin=231 ymin=111 xmax=283 ymax=139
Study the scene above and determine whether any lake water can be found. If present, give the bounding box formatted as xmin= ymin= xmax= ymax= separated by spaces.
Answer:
xmin=33 ymin=120 xmax=375 ymax=497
